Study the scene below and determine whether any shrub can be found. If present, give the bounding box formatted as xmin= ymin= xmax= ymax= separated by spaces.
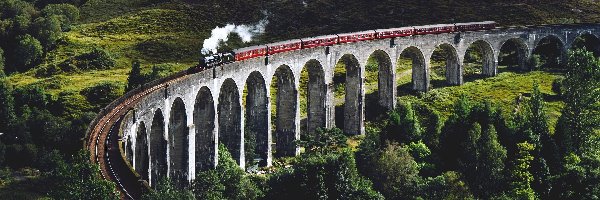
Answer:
xmin=71 ymin=47 xmax=116 ymax=70
xmin=80 ymin=81 xmax=124 ymax=109
xmin=14 ymin=34 xmax=43 ymax=72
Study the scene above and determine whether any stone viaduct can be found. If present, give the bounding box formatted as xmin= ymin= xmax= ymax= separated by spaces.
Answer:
xmin=111 ymin=23 xmax=600 ymax=187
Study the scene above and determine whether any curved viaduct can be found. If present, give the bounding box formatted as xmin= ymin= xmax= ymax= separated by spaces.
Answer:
xmin=86 ymin=23 xmax=600 ymax=198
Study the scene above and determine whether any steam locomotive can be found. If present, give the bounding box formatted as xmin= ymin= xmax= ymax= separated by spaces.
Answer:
xmin=193 ymin=21 xmax=496 ymax=71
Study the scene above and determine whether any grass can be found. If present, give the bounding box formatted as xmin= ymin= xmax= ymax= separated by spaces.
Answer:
xmin=397 ymin=70 xmax=564 ymax=132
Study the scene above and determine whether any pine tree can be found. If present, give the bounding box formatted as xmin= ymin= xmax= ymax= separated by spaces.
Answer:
xmin=439 ymin=95 xmax=472 ymax=171
xmin=127 ymin=61 xmax=145 ymax=91
xmin=555 ymin=49 xmax=600 ymax=155
xmin=474 ymin=124 xmax=507 ymax=198
xmin=506 ymin=142 xmax=536 ymax=200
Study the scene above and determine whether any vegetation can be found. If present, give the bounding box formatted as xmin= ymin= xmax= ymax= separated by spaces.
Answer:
xmin=0 ymin=0 xmax=599 ymax=198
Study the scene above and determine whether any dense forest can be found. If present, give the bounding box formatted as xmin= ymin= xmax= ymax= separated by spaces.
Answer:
xmin=0 ymin=0 xmax=599 ymax=199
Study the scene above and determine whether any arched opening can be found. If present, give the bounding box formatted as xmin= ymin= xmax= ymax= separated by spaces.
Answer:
xmin=150 ymin=109 xmax=167 ymax=187
xmin=397 ymin=46 xmax=427 ymax=94
xmin=194 ymin=87 xmax=215 ymax=172
xmin=126 ymin=136 xmax=133 ymax=165
xmin=271 ymin=65 xmax=298 ymax=157
xmin=532 ymin=35 xmax=566 ymax=70
xmin=299 ymin=60 xmax=326 ymax=137
xmin=570 ymin=33 xmax=600 ymax=57
xmin=334 ymin=54 xmax=363 ymax=135
xmin=463 ymin=40 xmax=496 ymax=81
xmin=430 ymin=43 xmax=461 ymax=87
xmin=218 ymin=79 xmax=242 ymax=165
xmin=243 ymin=72 xmax=269 ymax=167
xmin=498 ymin=38 xmax=528 ymax=71
xmin=364 ymin=50 xmax=394 ymax=120
xmin=135 ymin=122 xmax=149 ymax=181
xmin=168 ymin=98 xmax=188 ymax=186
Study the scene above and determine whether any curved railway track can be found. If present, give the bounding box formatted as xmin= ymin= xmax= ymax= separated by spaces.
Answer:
xmin=85 ymin=72 xmax=188 ymax=199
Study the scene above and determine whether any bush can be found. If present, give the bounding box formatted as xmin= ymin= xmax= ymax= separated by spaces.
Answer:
xmin=42 ymin=3 xmax=80 ymax=31
xmin=70 ymin=47 xmax=116 ymax=70
xmin=80 ymin=81 xmax=124 ymax=109
xmin=14 ymin=34 xmax=43 ymax=72
xmin=551 ymin=77 xmax=564 ymax=96
xmin=32 ymin=15 xmax=62 ymax=50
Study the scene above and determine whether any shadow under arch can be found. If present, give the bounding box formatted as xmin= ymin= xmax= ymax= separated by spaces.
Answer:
xmin=194 ymin=86 xmax=215 ymax=172
xmin=334 ymin=54 xmax=363 ymax=135
xmin=299 ymin=59 xmax=326 ymax=137
xmin=244 ymin=71 xmax=269 ymax=167
xmin=168 ymin=97 xmax=188 ymax=186
xmin=498 ymin=38 xmax=529 ymax=71
xmin=463 ymin=40 xmax=496 ymax=82
xmin=430 ymin=43 xmax=461 ymax=87
xmin=570 ymin=33 xmax=600 ymax=57
xmin=397 ymin=46 xmax=427 ymax=94
xmin=366 ymin=50 xmax=394 ymax=110
xmin=271 ymin=65 xmax=298 ymax=157
xmin=149 ymin=109 xmax=167 ymax=187
xmin=532 ymin=35 xmax=567 ymax=70
xmin=134 ymin=121 xmax=149 ymax=181
xmin=218 ymin=78 xmax=242 ymax=166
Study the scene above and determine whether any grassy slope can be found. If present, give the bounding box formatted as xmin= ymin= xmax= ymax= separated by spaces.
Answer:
xmin=7 ymin=0 xmax=600 ymax=95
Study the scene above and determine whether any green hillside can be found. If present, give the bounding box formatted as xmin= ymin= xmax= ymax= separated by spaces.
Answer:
xmin=7 ymin=0 xmax=600 ymax=95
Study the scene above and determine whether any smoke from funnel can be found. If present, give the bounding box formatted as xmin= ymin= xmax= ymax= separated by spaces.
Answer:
xmin=201 ymin=17 xmax=268 ymax=55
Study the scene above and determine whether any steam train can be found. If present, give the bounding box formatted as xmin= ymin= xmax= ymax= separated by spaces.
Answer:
xmin=192 ymin=21 xmax=496 ymax=71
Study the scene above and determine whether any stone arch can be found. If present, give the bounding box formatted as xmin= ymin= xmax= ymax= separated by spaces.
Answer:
xmin=150 ymin=109 xmax=167 ymax=187
xmin=570 ymin=33 xmax=600 ymax=56
xmin=271 ymin=65 xmax=298 ymax=157
xmin=367 ymin=50 xmax=394 ymax=110
xmin=135 ymin=122 xmax=149 ymax=181
xmin=398 ymin=46 xmax=427 ymax=92
xmin=168 ymin=98 xmax=188 ymax=185
xmin=300 ymin=59 xmax=326 ymax=136
xmin=334 ymin=54 xmax=364 ymax=135
xmin=244 ymin=71 xmax=269 ymax=166
xmin=498 ymin=38 xmax=529 ymax=70
xmin=218 ymin=78 xmax=242 ymax=165
xmin=464 ymin=40 xmax=496 ymax=78
xmin=430 ymin=43 xmax=461 ymax=86
xmin=532 ymin=35 xmax=567 ymax=69
xmin=194 ymin=86 xmax=215 ymax=172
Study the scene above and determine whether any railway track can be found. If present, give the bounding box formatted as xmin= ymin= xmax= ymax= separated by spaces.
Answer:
xmin=85 ymin=71 xmax=188 ymax=199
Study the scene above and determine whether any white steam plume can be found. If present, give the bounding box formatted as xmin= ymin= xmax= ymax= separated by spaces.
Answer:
xmin=201 ymin=17 xmax=268 ymax=55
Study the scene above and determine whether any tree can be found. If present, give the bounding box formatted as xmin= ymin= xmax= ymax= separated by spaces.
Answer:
xmin=127 ymin=61 xmax=145 ymax=91
xmin=32 ymin=15 xmax=62 ymax=51
xmin=142 ymin=178 xmax=194 ymax=200
xmin=0 ymin=79 xmax=15 ymax=133
xmin=499 ymin=142 xmax=536 ymax=200
xmin=72 ymin=47 xmax=116 ymax=70
xmin=551 ymin=49 xmax=600 ymax=200
xmin=192 ymin=144 xmax=264 ymax=200
xmin=372 ymin=143 xmax=421 ymax=199
xmin=80 ymin=81 xmax=124 ymax=110
xmin=0 ymin=47 xmax=5 ymax=76
xmin=384 ymin=102 xmax=422 ymax=144
xmin=439 ymin=95 xmax=473 ymax=171
xmin=297 ymin=127 xmax=348 ymax=154
xmin=472 ymin=125 xmax=507 ymax=198
xmin=41 ymin=3 xmax=79 ymax=31
xmin=14 ymin=34 xmax=43 ymax=72
xmin=422 ymin=171 xmax=474 ymax=199
xmin=46 ymin=150 xmax=119 ymax=200
xmin=267 ymin=149 xmax=383 ymax=200
xmin=555 ymin=49 xmax=600 ymax=155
